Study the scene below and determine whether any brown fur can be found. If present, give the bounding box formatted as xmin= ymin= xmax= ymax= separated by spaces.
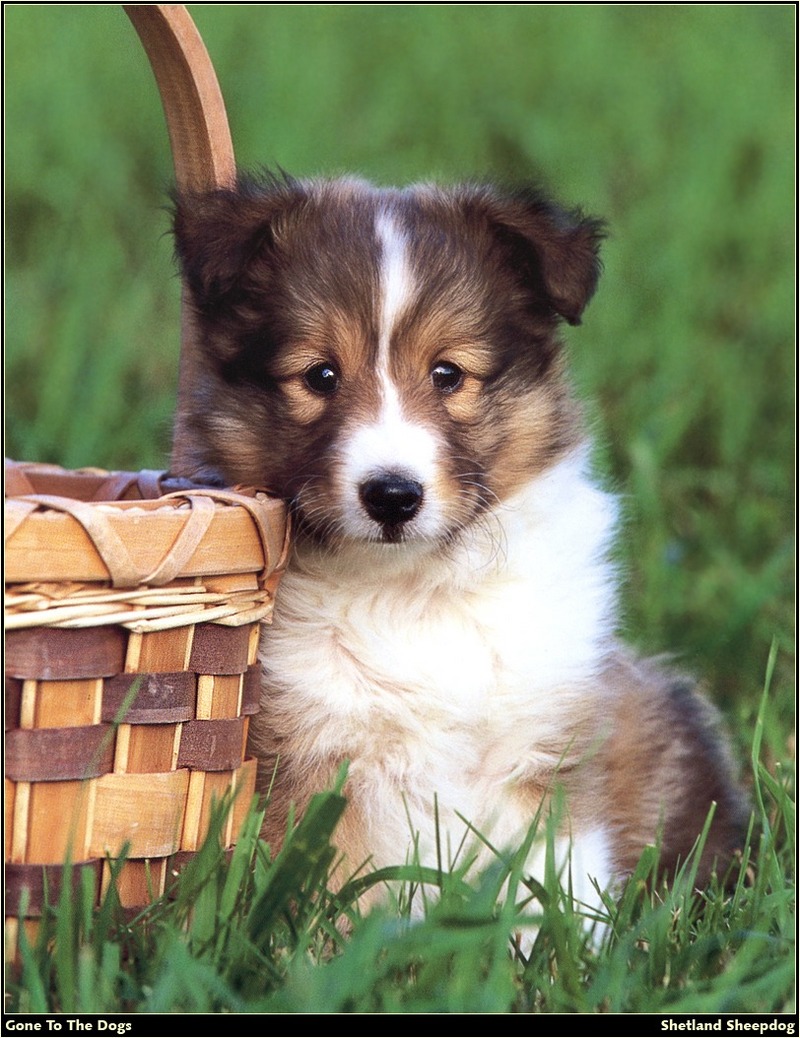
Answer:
xmin=171 ymin=174 xmax=596 ymax=506
xmin=598 ymin=653 xmax=747 ymax=881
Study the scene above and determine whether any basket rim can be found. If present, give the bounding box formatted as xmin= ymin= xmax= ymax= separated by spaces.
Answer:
xmin=5 ymin=461 xmax=290 ymax=591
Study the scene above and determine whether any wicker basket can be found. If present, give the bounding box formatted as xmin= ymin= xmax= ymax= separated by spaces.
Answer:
xmin=4 ymin=6 xmax=289 ymax=950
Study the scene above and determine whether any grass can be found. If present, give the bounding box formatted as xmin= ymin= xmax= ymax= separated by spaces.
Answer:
xmin=5 ymin=654 xmax=794 ymax=1015
xmin=4 ymin=3 xmax=795 ymax=1016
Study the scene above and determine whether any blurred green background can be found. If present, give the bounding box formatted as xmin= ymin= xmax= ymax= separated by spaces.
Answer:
xmin=4 ymin=5 xmax=794 ymax=727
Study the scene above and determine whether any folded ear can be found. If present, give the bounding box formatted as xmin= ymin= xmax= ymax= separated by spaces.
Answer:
xmin=464 ymin=186 xmax=606 ymax=325
xmin=172 ymin=173 xmax=305 ymax=312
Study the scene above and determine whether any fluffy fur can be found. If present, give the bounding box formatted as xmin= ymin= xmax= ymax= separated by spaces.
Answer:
xmin=173 ymin=173 xmax=747 ymax=910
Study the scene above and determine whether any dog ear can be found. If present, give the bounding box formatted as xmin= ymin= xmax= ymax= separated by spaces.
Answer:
xmin=172 ymin=174 xmax=305 ymax=312
xmin=466 ymin=187 xmax=606 ymax=325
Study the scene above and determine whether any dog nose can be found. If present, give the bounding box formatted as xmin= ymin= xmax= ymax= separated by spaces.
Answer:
xmin=359 ymin=475 xmax=424 ymax=526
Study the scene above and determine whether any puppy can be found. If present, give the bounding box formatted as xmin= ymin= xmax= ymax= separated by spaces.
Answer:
xmin=173 ymin=173 xmax=747 ymax=914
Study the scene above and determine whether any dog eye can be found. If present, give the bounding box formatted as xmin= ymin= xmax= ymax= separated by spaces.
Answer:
xmin=431 ymin=362 xmax=464 ymax=394
xmin=304 ymin=362 xmax=340 ymax=396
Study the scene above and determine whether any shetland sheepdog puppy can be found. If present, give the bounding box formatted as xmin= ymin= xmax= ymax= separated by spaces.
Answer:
xmin=173 ymin=174 xmax=746 ymax=916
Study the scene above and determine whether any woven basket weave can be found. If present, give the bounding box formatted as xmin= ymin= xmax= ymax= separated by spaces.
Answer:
xmin=4 ymin=6 xmax=289 ymax=950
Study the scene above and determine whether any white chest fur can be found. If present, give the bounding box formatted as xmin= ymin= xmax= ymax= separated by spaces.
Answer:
xmin=258 ymin=450 xmax=619 ymax=880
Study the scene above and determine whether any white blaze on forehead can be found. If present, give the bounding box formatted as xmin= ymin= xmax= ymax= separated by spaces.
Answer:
xmin=334 ymin=210 xmax=444 ymax=538
xmin=375 ymin=211 xmax=414 ymax=372
xmin=361 ymin=209 xmax=439 ymax=478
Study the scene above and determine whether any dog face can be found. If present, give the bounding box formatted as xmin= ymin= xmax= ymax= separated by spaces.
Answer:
xmin=173 ymin=175 xmax=603 ymax=548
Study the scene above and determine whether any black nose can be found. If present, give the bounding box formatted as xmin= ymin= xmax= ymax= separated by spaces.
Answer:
xmin=359 ymin=475 xmax=424 ymax=526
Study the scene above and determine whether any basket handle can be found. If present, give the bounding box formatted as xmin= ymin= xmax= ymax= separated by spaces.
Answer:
xmin=124 ymin=4 xmax=236 ymax=476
